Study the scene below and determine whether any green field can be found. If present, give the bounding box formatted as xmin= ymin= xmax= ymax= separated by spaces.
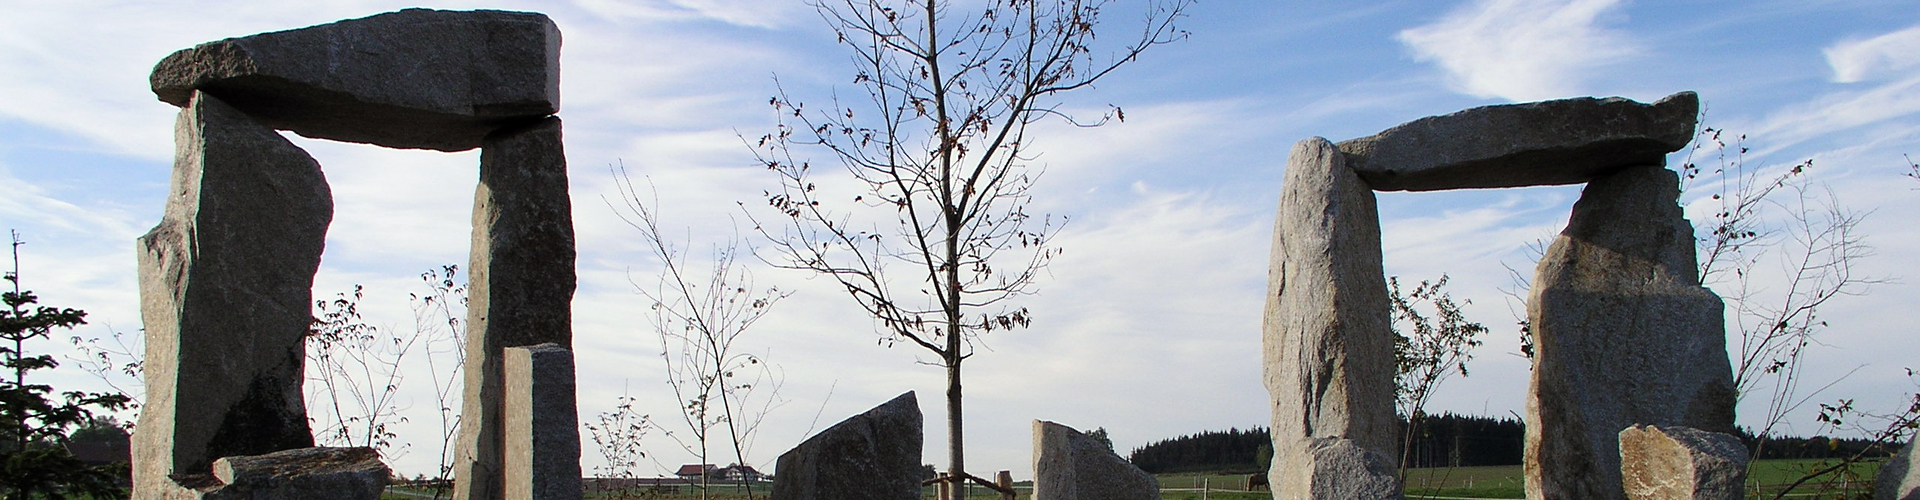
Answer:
xmin=385 ymin=458 xmax=1894 ymax=500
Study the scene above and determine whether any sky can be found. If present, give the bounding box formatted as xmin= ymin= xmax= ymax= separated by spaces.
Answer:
xmin=3 ymin=0 xmax=1919 ymax=482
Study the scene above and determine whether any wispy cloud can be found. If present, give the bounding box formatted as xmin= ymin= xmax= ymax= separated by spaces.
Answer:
xmin=1826 ymin=24 xmax=1920 ymax=83
xmin=1397 ymin=0 xmax=1642 ymax=102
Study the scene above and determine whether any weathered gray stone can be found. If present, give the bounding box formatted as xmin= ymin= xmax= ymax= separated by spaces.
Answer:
xmin=1031 ymin=421 xmax=1160 ymax=500
xmin=771 ymin=392 xmax=922 ymax=500
xmin=1264 ymin=137 xmax=1400 ymax=500
xmin=201 ymin=447 xmax=388 ymax=500
xmin=1276 ymin=437 xmax=1402 ymax=500
xmin=150 ymin=8 xmax=561 ymax=152
xmin=453 ymin=116 xmax=576 ymax=500
xmin=1525 ymin=165 xmax=1736 ymax=500
xmin=1619 ymin=425 xmax=1748 ymax=500
xmin=1338 ymin=91 xmax=1698 ymax=191
xmin=503 ymin=344 xmax=582 ymax=500
xmin=1877 ymin=439 xmax=1920 ymax=500
xmin=133 ymin=91 xmax=330 ymax=500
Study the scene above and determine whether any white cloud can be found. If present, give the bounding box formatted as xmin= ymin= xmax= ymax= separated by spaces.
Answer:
xmin=1826 ymin=24 xmax=1920 ymax=83
xmin=1398 ymin=0 xmax=1642 ymax=102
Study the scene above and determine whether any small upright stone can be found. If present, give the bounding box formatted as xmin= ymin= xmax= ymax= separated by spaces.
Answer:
xmin=1526 ymin=165 xmax=1736 ymax=500
xmin=1032 ymin=421 xmax=1160 ymax=500
xmin=1338 ymin=92 xmax=1698 ymax=191
xmin=771 ymin=392 xmax=922 ymax=500
xmin=1619 ymin=425 xmax=1748 ymax=500
xmin=1877 ymin=439 xmax=1920 ymax=500
xmin=453 ymin=117 xmax=576 ymax=500
xmin=503 ymin=344 xmax=582 ymax=500
xmin=150 ymin=8 xmax=561 ymax=151
xmin=1264 ymin=137 xmax=1401 ymax=500
xmin=133 ymin=91 xmax=330 ymax=500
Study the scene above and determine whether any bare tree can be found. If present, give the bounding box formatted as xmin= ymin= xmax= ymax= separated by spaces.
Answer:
xmin=307 ymin=285 xmax=416 ymax=458
xmin=584 ymin=388 xmax=653 ymax=500
xmin=408 ymin=266 xmax=467 ymax=499
xmin=1389 ymin=274 xmax=1486 ymax=480
xmin=1678 ymin=129 xmax=1881 ymax=452
xmin=748 ymin=0 xmax=1188 ymax=486
xmin=611 ymin=169 xmax=787 ymax=500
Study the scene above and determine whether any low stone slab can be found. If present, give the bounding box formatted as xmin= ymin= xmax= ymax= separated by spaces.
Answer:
xmin=504 ymin=343 xmax=581 ymax=500
xmin=771 ymin=392 xmax=921 ymax=500
xmin=150 ymin=8 xmax=560 ymax=151
xmin=1337 ymin=91 xmax=1698 ymax=191
xmin=1032 ymin=421 xmax=1160 ymax=500
xmin=1878 ymin=439 xmax=1919 ymax=500
xmin=157 ymin=447 xmax=388 ymax=500
xmin=1265 ymin=137 xmax=1400 ymax=500
xmin=1525 ymin=165 xmax=1736 ymax=500
xmin=133 ymin=91 xmax=329 ymax=500
xmin=1619 ymin=425 xmax=1747 ymax=500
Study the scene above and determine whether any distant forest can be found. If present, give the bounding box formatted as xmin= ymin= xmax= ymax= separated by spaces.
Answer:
xmin=1128 ymin=413 xmax=1899 ymax=473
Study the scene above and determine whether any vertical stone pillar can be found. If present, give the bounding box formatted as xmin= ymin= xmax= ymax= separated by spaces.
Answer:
xmin=504 ymin=344 xmax=582 ymax=500
xmin=1263 ymin=137 xmax=1401 ymax=500
xmin=133 ymin=91 xmax=331 ymax=499
xmin=1525 ymin=165 xmax=1736 ymax=500
xmin=453 ymin=116 xmax=576 ymax=500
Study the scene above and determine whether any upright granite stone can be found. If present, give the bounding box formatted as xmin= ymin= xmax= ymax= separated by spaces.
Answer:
xmin=1337 ymin=92 xmax=1698 ymax=191
xmin=133 ymin=91 xmax=330 ymax=500
xmin=1619 ymin=425 xmax=1747 ymax=500
xmin=1031 ymin=421 xmax=1160 ymax=500
xmin=503 ymin=344 xmax=582 ymax=500
xmin=1877 ymin=439 xmax=1920 ymax=500
xmin=771 ymin=392 xmax=921 ymax=500
xmin=1264 ymin=137 xmax=1401 ymax=500
xmin=1526 ymin=165 xmax=1735 ymax=500
xmin=453 ymin=116 xmax=576 ymax=500
xmin=149 ymin=8 xmax=560 ymax=151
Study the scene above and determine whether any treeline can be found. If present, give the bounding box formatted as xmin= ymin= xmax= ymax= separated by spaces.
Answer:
xmin=1127 ymin=413 xmax=1530 ymax=473
xmin=1129 ymin=427 xmax=1270 ymax=474
xmin=1130 ymin=415 xmax=1904 ymax=474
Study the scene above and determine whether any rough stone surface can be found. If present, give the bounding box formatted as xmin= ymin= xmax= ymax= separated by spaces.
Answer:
xmin=1264 ymin=137 xmax=1400 ymax=500
xmin=503 ymin=344 xmax=582 ymax=500
xmin=1275 ymin=438 xmax=1402 ymax=500
xmin=150 ymin=8 xmax=561 ymax=151
xmin=1031 ymin=420 xmax=1161 ymax=500
xmin=771 ymin=392 xmax=922 ymax=500
xmin=133 ymin=91 xmax=330 ymax=500
xmin=199 ymin=447 xmax=388 ymax=500
xmin=1525 ymin=165 xmax=1736 ymax=500
xmin=1619 ymin=425 xmax=1748 ymax=500
xmin=1337 ymin=91 xmax=1699 ymax=191
xmin=1877 ymin=439 xmax=1920 ymax=500
xmin=453 ymin=117 xmax=576 ymax=500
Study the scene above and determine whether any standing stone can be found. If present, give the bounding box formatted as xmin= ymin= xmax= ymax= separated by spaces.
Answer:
xmin=503 ymin=344 xmax=582 ymax=500
xmin=1877 ymin=439 xmax=1920 ymax=500
xmin=452 ymin=116 xmax=576 ymax=500
xmin=149 ymin=8 xmax=561 ymax=152
xmin=1031 ymin=421 xmax=1160 ymax=500
xmin=1264 ymin=137 xmax=1401 ymax=500
xmin=771 ymin=392 xmax=921 ymax=500
xmin=1337 ymin=92 xmax=1698 ymax=191
xmin=134 ymin=91 xmax=330 ymax=499
xmin=1526 ymin=165 xmax=1735 ymax=500
xmin=1619 ymin=425 xmax=1748 ymax=500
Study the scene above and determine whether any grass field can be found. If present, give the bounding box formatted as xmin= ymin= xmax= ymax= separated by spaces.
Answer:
xmin=383 ymin=458 xmax=1894 ymax=499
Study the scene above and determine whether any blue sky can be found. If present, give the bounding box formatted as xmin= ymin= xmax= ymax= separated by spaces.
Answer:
xmin=3 ymin=0 xmax=1918 ymax=480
